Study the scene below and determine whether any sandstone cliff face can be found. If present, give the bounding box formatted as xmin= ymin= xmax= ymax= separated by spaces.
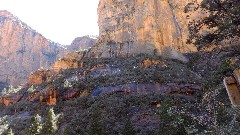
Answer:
xmin=0 ymin=10 xmax=66 ymax=86
xmin=97 ymin=0 xmax=202 ymax=57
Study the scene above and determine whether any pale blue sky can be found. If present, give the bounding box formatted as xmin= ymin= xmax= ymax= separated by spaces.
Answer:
xmin=0 ymin=0 xmax=99 ymax=45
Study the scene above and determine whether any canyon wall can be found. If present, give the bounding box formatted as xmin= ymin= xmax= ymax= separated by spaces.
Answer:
xmin=97 ymin=0 xmax=202 ymax=57
xmin=0 ymin=11 xmax=96 ymax=86
xmin=0 ymin=10 xmax=66 ymax=86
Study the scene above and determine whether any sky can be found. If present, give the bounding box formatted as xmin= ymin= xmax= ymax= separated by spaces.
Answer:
xmin=0 ymin=0 xmax=99 ymax=45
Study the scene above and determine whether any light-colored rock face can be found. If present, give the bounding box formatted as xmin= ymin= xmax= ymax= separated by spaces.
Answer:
xmin=68 ymin=36 xmax=96 ymax=52
xmin=223 ymin=69 xmax=240 ymax=106
xmin=97 ymin=0 xmax=202 ymax=57
xmin=224 ymin=76 xmax=240 ymax=106
xmin=0 ymin=10 xmax=66 ymax=86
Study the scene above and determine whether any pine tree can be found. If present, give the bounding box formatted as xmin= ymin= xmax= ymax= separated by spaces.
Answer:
xmin=123 ymin=118 xmax=136 ymax=135
xmin=89 ymin=105 xmax=103 ymax=135
xmin=7 ymin=128 xmax=14 ymax=135
xmin=29 ymin=114 xmax=42 ymax=135
xmin=8 ymin=85 xmax=14 ymax=93
xmin=41 ymin=108 xmax=57 ymax=135
xmin=186 ymin=0 xmax=240 ymax=46
xmin=27 ymin=85 xmax=36 ymax=93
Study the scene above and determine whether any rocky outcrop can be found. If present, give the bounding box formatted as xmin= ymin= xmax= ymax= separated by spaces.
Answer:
xmin=140 ymin=59 xmax=165 ymax=68
xmin=96 ymin=0 xmax=202 ymax=58
xmin=0 ymin=10 xmax=66 ymax=86
xmin=68 ymin=36 xmax=96 ymax=52
xmin=224 ymin=69 xmax=240 ymax=106
xmin=28 ymin=69 xmax=53 ymax=85
xmin=27 ymin=87 xmax=56 ymax=105
xmin=45 ymin=87 xmax=57 ymax=105
xmin=27 ymin=50 xmax=94 ymax=85
xmin=52 ymin=58 xmax=78 ymax=72
xmin=0 ymin=93 xmax=23 ymax=106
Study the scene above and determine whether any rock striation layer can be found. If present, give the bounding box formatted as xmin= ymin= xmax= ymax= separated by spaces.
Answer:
xmin=97 ymin=0 xmax=201 ymax=58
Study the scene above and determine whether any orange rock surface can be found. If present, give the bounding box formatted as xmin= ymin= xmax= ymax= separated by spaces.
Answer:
xmin=0 ymin=94 xmax=23 ymax=106
xmin=96 ymin=0 xmax=203 ymax=57
xmin=28 ymin=69 xmax=53 ymax=85
xmin=224 ymin=69 xmax=240 ymax=106
xmin=52 ymin=58 xmax=79 ymax=73
xmin=140 ymin=59 xmax=165 ymax=68
xmin=45 ymin=87 xmax=57 ymax=106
